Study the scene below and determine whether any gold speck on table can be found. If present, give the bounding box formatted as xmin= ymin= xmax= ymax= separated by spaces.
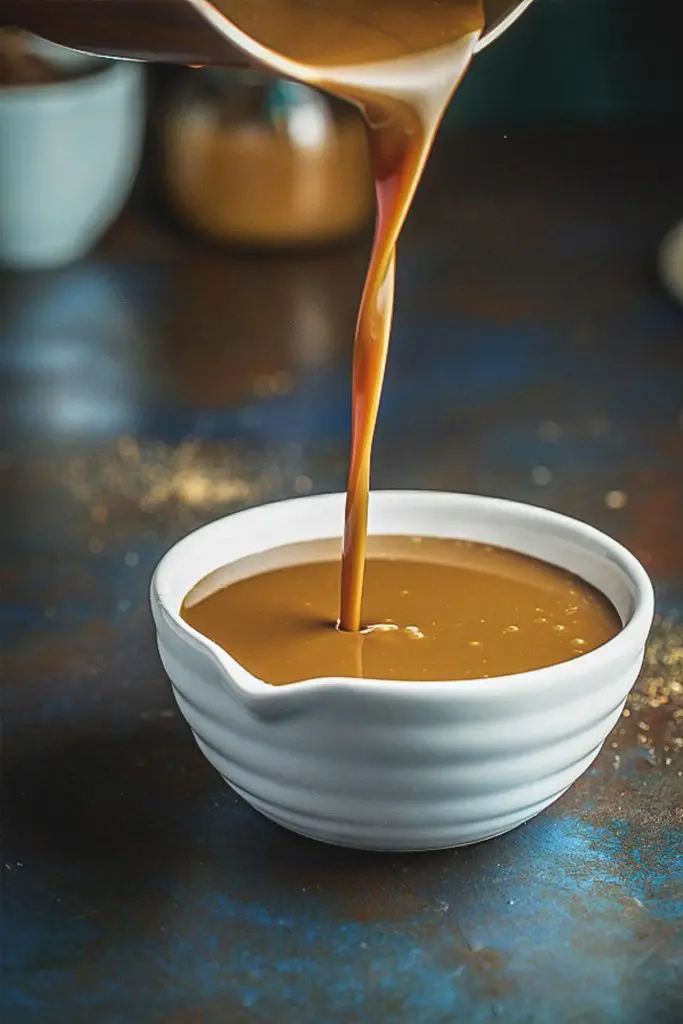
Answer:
xmin=60 ymin=438 xmax=265 ymax=522
xmin=605 ymin=489 xmax=628 ymax=510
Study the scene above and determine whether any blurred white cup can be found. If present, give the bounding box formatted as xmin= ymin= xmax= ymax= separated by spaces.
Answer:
xmin=0 ymin=36 xmax=144 ymax=270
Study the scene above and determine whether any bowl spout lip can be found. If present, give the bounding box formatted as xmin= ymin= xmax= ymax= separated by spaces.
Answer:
xmin=150 ymin=490 xmax=654 ymax=716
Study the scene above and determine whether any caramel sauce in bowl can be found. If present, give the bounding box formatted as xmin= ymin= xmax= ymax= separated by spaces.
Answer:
xmin=151 ymin=491 xmax=654 ymax=851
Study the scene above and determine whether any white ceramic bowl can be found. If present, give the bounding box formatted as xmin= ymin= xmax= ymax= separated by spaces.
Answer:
xmin=151 ymin=491 xmax=653 ymax=851
xmin=0 ymin=37 xmax=144 ymax=270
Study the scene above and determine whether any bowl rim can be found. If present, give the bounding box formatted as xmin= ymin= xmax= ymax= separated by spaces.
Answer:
xmin=151 ymin=489 xmax=654 ymax=703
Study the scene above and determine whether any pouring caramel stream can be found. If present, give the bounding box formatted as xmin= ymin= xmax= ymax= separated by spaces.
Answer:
xmin=175 ymin=5 xmax=622 ymax=691
xmin=208 ymin=0 xmax=484 ymax=630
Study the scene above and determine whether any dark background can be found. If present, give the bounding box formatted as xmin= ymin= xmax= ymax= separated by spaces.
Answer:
xmin=453 ymin=0 xmax=683 ymax=124
xmin=2 ymin=1 xmax=683 ymax=1022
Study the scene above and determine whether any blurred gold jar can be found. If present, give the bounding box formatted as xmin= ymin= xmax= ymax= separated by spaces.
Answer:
xmin=164 ymin=68 xmax=373 ymax=247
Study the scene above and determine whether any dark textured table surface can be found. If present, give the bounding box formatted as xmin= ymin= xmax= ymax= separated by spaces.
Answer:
xmin=2 ymin=128 xmax=682 ymax=1023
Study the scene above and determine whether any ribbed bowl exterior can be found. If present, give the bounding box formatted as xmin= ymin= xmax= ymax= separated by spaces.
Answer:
xmin=151 ymin=492 xmax=653 ymax=851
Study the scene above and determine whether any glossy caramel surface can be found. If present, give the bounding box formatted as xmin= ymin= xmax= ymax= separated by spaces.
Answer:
xmin=182 ymin=536 xmax=621 ymax=684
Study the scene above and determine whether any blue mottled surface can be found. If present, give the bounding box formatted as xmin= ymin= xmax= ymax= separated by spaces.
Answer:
xmin=1 ymin=129 xmax=682 ymax=1023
